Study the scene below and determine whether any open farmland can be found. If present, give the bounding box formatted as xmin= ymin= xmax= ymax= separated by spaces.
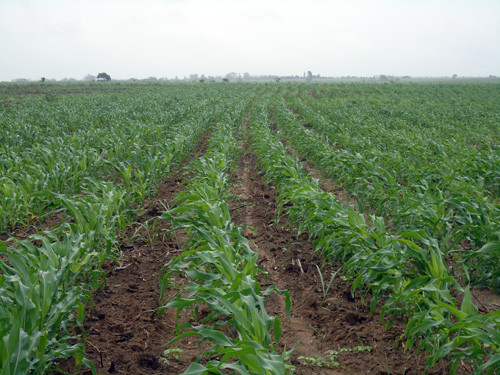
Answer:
xmin=0 ymin=81 xmax=499 ymax=375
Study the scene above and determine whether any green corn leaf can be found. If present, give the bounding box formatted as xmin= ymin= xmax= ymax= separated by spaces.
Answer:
xmin=193 ymin=326 xmax=236 ymax=347
xmin=218 ymin=346 xmax=257 ymax=367
xmin=182 ymin=363 xmax=213 ymax=375
xmin=7 ymin=328 xmax=31 ymax=375
xmin=460 ymin=286 xmax=478 ymax=316
xmin=477 ymin=353 xmax=500 ymax=374
xmin=436 ymin=302 xmax=466 ymax=321
xmin=476 ymin=241 xmax=500 ymax=256
xmin=257 ymin=351 xmax=287 ymax=375
xmin=220 ymin=362 xmax=252 ymax=375
xmin=273 ymin=316 xmax=282 ymax=344
xmin=164 ymin=297 xmax=201 ymax=309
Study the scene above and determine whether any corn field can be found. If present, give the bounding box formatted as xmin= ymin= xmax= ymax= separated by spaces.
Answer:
xmin=0 ymin=81 xmax=498 ymax=374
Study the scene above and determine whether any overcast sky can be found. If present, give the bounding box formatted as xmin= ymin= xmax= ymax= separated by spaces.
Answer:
xmin=0 ymin=0 xmax=499 ymax=81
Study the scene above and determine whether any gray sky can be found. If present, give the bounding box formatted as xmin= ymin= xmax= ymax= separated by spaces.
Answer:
xmin=1 ymin=0 xmax=499 ymax=81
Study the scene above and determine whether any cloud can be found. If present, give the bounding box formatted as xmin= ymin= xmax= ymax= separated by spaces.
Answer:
xmin=0 ymin=0 xmax=499 ymax=80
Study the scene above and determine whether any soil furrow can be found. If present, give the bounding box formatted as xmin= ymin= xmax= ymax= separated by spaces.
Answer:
xmin=230 ymin=126 xmax=451 ymax=374
xmin=57 ymin=135 xmax=212 ymax=375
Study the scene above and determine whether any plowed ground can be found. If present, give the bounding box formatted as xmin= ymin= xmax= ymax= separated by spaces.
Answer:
xmin=57 ymin=130 xmax=455 ymax=375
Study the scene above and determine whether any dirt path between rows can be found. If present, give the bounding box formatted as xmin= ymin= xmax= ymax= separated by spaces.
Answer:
xmin=227 ymin=128 xmax=452 ymax=374
xmin=59 ymin=121 xmax=454 ymax=374
xmin=276 ymin=111 xmax=500 ymax=317
xmin=56 ymin=138 xmax=211 ymax=375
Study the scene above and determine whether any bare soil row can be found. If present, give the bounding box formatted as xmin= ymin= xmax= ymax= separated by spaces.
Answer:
xmin=58 ymin=121 xmax=452 ymax=374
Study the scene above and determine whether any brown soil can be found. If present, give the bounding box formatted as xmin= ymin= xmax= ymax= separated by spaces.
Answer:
xmin=52 ymin=124 xmax=463 ymax=374
xmin=471 ymin=288 xmax=500 ymax=312
xmin=0 ymin=212 xmax=67 ymax=260
xmin=283 ymin=139 xmax=355 ymax=208
xmin=275 ymin=118 xmax=500 ymax=317
xmin=64 ymin=169 xmax=200 ymax=375
xmin=51 ymin=138 xmax=211 ymax=375
xmin=227 ymin=138 xmax=452 ymax=374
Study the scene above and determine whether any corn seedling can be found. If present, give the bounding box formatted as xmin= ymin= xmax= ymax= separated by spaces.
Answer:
xmin=315 ymin=265 xmax=340 ymax=302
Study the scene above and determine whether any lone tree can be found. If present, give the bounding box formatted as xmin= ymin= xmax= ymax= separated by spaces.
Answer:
xmin=97 ymin=72 xmax=111 ymax=81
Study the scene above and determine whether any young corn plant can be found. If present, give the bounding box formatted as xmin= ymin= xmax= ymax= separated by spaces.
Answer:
xmin=315 ymin=265 xmax=340 ymax=303
xmin=159 ymin=112 xmax=293 ymax=374
xmin=0 ymin=230 xmax=97 ymax=374
xmin=132 ymin=217 xmax=163 ymax=249
xmin=0 ymin=84 xmax=243 ymax=373
xmin=249 ymin=96 xmax=499 ymax=374
xmin=278 ymin=94 xmax=498 ymax=276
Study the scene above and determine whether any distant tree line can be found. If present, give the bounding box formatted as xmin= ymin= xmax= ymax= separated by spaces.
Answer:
xmin=8 ymin=72 xmax=499 ymax=83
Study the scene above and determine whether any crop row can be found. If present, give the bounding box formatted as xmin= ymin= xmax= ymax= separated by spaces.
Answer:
xmin=0 ymin=85 xmax=251 ymax=374
xmin=299 ymin=83 xmax=498 ymax=171
xmin=276 ymin=94 xmax=499 ymax=291
xmin=158 ymin=99 xmax=293 ymax=374
xmin=249 ymin=98 xmax=499 ymax=374
xmin=0 ymin=86 xmax=237 ymax=232
xmin=1 ymin=82 xmax=498 ymax=374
